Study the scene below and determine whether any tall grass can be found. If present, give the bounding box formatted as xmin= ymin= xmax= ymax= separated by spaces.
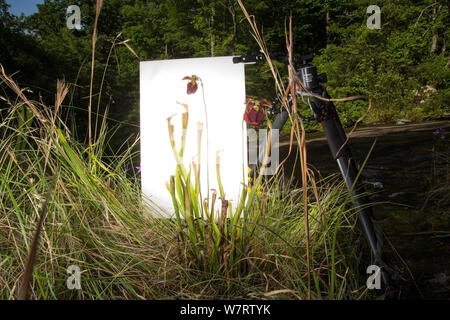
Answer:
xmin=0 ymin=1 xmax=377 ymax=298
xmin=0 ymin=65 xmax=372 ymax=298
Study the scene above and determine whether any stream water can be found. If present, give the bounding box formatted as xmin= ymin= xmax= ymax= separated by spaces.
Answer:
xmin=278 ymin=120 xmax=450 ymax=299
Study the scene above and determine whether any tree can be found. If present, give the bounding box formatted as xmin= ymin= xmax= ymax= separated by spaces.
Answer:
xmin=3 ymin=0 xmax=447 ymax=145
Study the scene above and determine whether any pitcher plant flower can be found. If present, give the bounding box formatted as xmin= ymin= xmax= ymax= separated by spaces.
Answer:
xmin=244 ymin=98 xmax=271 ymax=125
xmin=182 ymin=75 xmax=199 ymax=95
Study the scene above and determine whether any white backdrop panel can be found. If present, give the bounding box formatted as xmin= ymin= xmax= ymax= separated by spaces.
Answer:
xmin=140 ymin=57 xmax=247 ymax=217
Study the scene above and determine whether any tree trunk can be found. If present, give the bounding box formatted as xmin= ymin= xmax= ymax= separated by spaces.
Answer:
xmin=230 ymin=3 xmax=237 ymax=51
xmin=431 ymin=35 xmax=438 ymax=54
xmin=326 ymin=11 xmax=331 ymax=46
xmin=442 ymin=34 xmax=446 ymax=54
xmin=210 ymin=0 xmax=215 ymax=57
xmin=430 ymin=3 xmax=442 ymax=54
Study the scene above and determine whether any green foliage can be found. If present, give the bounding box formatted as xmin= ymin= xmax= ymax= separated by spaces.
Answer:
xmin=0 ymin=0 xmax=448 ymax=140
xmin=315 ymin=0 xmax=449 ymax=125
xmin=166 ymin=104 xmax=251 ymax=276
xmin=0 ymin=72 xmax=370 ymax=300
xmin=3 ymin=0 xmax=447 ymax=300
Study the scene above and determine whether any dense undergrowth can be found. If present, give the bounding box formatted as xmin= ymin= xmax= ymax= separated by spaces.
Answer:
xmin=0 ymin=68 xmax=377 ymax=300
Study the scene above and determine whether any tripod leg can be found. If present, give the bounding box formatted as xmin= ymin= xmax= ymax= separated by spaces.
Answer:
xmin=272 ymin=110 xmax=290 ymax=132
xmin=320 ymin=111 xmax=394 ymax=294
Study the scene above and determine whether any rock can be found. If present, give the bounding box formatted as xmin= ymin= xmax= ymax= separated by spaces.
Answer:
xmin=388 ymin=192 xmax=406 ymax=198
xmin=372 ymin=182 xmax=384 ymax=189
xmin=365 ymin=181 xmax=384 ymax=189
xmin=396 ymin=119 xmax=412 ymax=125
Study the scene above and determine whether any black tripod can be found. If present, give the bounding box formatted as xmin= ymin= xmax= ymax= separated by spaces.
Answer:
xmin=234 ymin=53 xmax=396 ymax=297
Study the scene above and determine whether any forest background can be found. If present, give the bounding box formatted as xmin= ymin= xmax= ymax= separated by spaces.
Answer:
xmin=0 ymin=0 xmax=448 ymax=151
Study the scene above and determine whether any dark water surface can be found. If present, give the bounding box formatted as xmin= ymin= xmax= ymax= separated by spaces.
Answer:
xmin=279 ymin=120 xmax=450 ymax=299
